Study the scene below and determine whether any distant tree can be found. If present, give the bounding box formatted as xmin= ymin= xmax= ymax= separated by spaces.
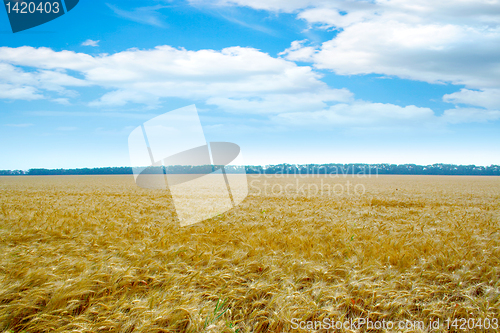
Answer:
xmin=0 ymin=164 xmax=497 ymax=176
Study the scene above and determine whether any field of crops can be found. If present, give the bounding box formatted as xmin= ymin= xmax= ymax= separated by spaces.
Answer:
xmin=0 ymin=175 xmax=499 ymax=332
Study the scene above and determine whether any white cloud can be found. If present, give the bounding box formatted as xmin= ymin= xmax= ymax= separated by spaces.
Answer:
xmin=0 ymin=45 xmax=333 ymax=108
xmin=273 ymin=102 xmax=500 ymax=128
xmin=52 ymin=98 xmax=71 ymax=105
xmin=0 ymin=47 xmax=96 ymax=70
xmin=208 ymin=0 xmax=500 ymax=26
xmin=107 ymin=4 xmax=168 ymax=27
xmin=81 ymin=39 xmax=100 ymax=47
xmin=442 ymin=107 xmax=500 ymax=124
xmin=27 ymin=110 xmax=158 ymax=119
xmin=188 ymin=0 xmax=318 ymax=13
xmin=194 ymin=0 xmax=500 ymax=120
xmin=443 ymin=89 xmax=500 ymax=110
xmin=289 ymin=21 xmax=500 ymax=89
xmin=217 ymin=12 xmax=277 ymax=35
xmin=272 ymin=101 xmax=438 ymax=129
xmin=0 ymin=83 xmax=43 ymax=100
xmin=0 ymin=43 xmax=498 ymax=132
xmin=278 ymin=40 xmax=316 ymax=62
xmin=221 ymin=0 xmax=500 ymax=102
xmin=296 ymin=0 xmax=500 ymax=29
xmin=207 ymin=89 xmax=353 ymax=114
xmin=0 ymin=62 xmax=88 ymax=101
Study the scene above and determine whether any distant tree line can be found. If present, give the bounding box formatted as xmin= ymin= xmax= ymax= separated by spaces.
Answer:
xmin=0 ymin=165 xmax=246 ymax=176
xmin=245 ymin=164 xmax=500 ymax=176
xmin=0 ymin=164 xmax=499 ymax=176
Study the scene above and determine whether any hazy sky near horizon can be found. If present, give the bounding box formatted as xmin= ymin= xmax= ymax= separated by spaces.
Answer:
xmin=1 ymin=0 xmax=499 ymax=169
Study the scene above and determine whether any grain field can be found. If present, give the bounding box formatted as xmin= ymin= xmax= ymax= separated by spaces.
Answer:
xmin=0 ymin=175 xmax=499 ymax=332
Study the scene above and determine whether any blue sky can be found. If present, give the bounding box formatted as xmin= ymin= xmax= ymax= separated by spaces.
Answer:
xmin=1 ymin=0 xmax=499 ymax=169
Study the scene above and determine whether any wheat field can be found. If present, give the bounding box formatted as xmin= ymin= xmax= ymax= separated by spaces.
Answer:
xmin=0 ymin=175 xmax=499 ymax=332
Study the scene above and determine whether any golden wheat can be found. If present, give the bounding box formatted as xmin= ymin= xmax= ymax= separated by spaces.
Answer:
xmin=0 ymin=175 xmax=499 ymax=332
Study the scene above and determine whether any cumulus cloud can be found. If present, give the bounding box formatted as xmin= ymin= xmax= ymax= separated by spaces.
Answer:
xmin=52 ymin=98 xmax=71 ymax=105
xmin=205 ymin=0 xmax=500 ymax=120
xmin=0 ymin=45 xmax=343 ymax=109
xmin=0 ymin=62 xmax=88 ymax=101
xmin=0 ymin=43 xmax=497 ymax=131
xmin=443 ymin=89 xmax=500 ymax=110
xmin=272 ymin=102 xmax=500 ymax=128
xmin=278 ymin=40 xmax=316 ymax=62
xmin=272 ymin=102 xmax=438 ymax=129
xmin=296 ymin=0 xmax=500 ymax=29
xmin=208 ymin=0 xmax=497 ymax=104
xmin=286 ymin=21 xmax=500 ymax=89
xmin=442 ymin=107 xmax=500 ymax=124
xmin=81 ymin=39 xmax=100 ymax=47
xmin=0 ymin=83 xmax=43 ymax=100
xmin=206 ymin=90 xmax=353 ymax=114
xmin=206 ymin=0 xmax=500 ymax=26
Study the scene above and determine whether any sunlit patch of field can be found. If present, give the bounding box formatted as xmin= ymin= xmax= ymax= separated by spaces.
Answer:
xmin=0 ymin=175 xmax=499 ymax=332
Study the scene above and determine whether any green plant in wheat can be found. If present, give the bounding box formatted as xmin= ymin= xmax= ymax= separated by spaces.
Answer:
xmin=203 ymin=298 xmax=239 ymax=332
